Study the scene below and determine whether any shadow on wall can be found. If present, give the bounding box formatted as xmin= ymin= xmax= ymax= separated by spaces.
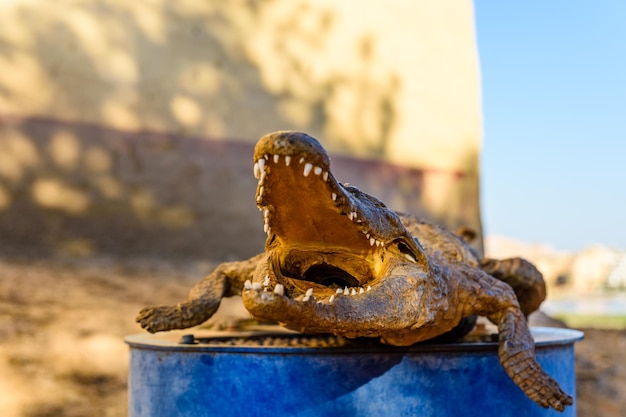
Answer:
xmin=0 ymin=117 xmax=265 ymax=260
xmin=0 ymin=117 xmax=458 ymax=261
xmin=0 ymin=1 xmax=400 ymax=157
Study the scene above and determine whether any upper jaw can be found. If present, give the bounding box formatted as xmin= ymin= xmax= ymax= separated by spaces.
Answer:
xmin=253 ymin=131 xmax=392 ymax=250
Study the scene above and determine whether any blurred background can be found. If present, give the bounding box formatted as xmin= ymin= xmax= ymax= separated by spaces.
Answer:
xmin=0 ymin=1 xmax=623 ymax=416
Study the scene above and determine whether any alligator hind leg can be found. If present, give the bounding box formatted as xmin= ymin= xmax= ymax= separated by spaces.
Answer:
xmin=461 ymin=265 xmax=572 ymax=411
xmin=136 ymin=253 xmax=263 ymax=333
xmin=481 ymin=257 xmax=546 ymax=317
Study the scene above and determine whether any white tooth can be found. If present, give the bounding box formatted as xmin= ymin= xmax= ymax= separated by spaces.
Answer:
xmin=351 ymin=288 xmax=357 ymax=295
xmin=306 ymin=288 xmax=313 ymax=297
xmin=256 ymin=195 xmax=262 ymax=203
xmin=351 ymin=212 xmax=357 ymax=221
xmin=370 ymin=238 xmax=376 ymax=246
xmin=264 ymin=223 xmax=269 ymax=234
xmin=299 ymin=157 xmax=305 ymax=164
xmin=273 ymin=154 xmax=280 ymax=163
xmin=274 ymin=284 xmax=284 ymax=295
xmin=336 ymin=288 xmax=343 ymax=294
xmin=323 ymin=171 xmax=329 ymax=181
xmin=303 ymin=295 xmax=310 ymax=302
xmin=257 ymin=159 xmax=265 ymax=176
xmin=244 ymin=280 xmax=252 ymax=290
xmin=253 ymin=162 xmax=261 ymax=179
xmin=343 ymin=287 xmax=349 ymax=295
xmin=361 ymin=230 xmax=368 ymax=235
xmin=252 ymin=282 xmax=262 ymax=290
xmin=263 ymin=209 xmax=269 ymax=218
xmin=258 ymin=186 xmax=264 ymax=196
xmin=347 ymin=212 xmax=353 ymax=221
xmin=264 ymin=154 xmax=269 ymax=160
xmin=303 ymin=163 xmax=313 ymax=177
xmin=285 ymin=156 xmax=291 ymax=166
xmin=367 ymin=286 xmax=372 ymax=292
xmin=263 ymin=275 xmax=270 ymax=287
xmin=404 ymin=253 xmax=417 ymax=263
xmin=359 ymin=287 xmax=365 ymax=294
xmin=313 ymin=166 xmax=322 ymax=176
xmin=377 ymin=240 xmax=383 ymax=247
xmin=331 ymin=193 xmax=337 ymax=201
xmin=366 ymin=233 xmax=370 ymax=239
xmin=329 ymin=295 xmax=335 ymax=303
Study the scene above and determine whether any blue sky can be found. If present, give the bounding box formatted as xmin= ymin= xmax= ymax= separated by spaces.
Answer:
xmin=474 ymin=2 xmax=626 ymax=252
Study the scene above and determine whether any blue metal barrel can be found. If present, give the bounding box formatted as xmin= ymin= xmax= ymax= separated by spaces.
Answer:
xmin=126 ymin=327 xmax=582 ymax=417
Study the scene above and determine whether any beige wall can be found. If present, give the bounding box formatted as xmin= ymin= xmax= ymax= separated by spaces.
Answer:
xmin=0 ymin=0 xmax=483 ymax=259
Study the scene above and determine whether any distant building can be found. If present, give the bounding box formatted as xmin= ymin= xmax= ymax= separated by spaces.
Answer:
xmin=607 ymin=253 xmax=626 ymax=289
xmin=486 ymin=236 xmax=626 ymax=295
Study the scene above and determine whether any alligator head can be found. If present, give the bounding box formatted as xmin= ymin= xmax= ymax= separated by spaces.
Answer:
xmin=250 ymin=131 xmax=428 ymax=305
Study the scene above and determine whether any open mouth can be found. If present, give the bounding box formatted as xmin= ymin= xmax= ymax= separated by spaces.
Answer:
xmin=302 ymin=264 xmax=361 ymax=289
xmin=282 ymin=261 xmax=373 ymax=301
xmin=250 ymin=131 xmax=422 ymax=301
xmin=274 ymin=247 xmax=375 ymax=297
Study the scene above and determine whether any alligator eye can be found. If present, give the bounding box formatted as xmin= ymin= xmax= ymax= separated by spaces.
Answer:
xmin=397 ymin=241 xmax=418 ymax=263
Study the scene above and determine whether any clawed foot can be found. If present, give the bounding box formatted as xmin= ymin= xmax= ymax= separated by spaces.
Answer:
xmin=514 ymin=365 xmax=573 ymax=411
xmin=545 ymin=377 xmax=573 ymax=412
xmin=136 ymin=304 xmax=195 ymax=333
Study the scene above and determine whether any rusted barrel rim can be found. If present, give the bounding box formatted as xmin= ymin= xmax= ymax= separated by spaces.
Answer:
xmin=125 ymin=326 xmax=584 ymax=354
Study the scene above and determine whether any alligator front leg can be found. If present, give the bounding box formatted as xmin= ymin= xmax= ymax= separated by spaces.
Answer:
xmin=136 ymin=254 xmax=264 ymax=332
xmin=459 ymin=264 xmax=573 ymax=412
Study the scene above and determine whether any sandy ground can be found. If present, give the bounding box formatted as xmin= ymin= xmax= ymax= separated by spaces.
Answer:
xmin=0 ymin=255 xmax=624 ymax=417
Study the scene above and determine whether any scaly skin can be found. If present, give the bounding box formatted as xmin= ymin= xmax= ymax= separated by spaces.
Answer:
xmin=137 ymin=131 xmax=572 ymax=412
